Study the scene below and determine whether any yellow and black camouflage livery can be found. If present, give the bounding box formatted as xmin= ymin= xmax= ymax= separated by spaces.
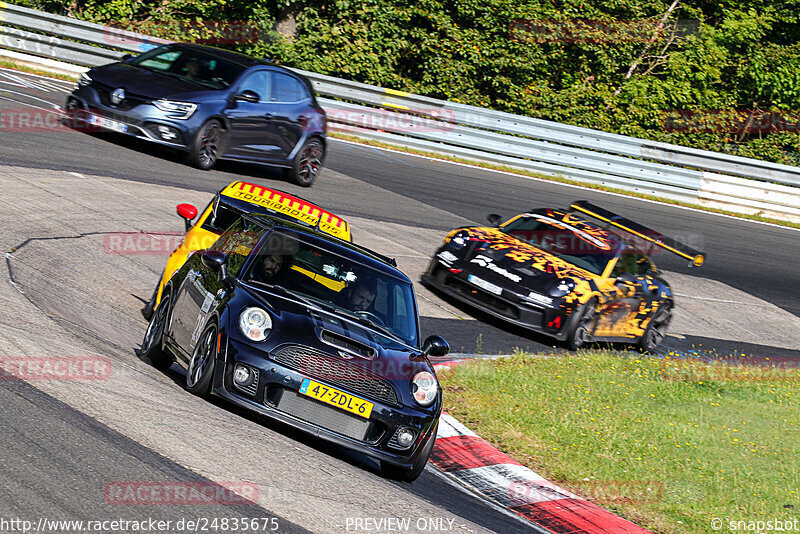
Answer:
xmin=422 ymin=201 xmax=704 ymax=351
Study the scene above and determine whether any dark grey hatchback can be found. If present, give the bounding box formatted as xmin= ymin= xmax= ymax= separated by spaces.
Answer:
xmin=66 ymin=43 xmax=328 ymax=186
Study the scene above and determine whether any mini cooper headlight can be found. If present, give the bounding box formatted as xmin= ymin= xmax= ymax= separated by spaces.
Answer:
xmin=239 ymin=307 xmax=272 ymax=341
xmin=446 ymin=231 xmax=469 ymax=251
xmin=412 ymin=371 xmax=438 ymax=406
xmin=547 ymin=277 xmax=576 ymax=297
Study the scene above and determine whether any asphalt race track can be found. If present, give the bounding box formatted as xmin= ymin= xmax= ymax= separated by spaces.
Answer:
xmin=0 ymin=67 xmax=798 ymax=533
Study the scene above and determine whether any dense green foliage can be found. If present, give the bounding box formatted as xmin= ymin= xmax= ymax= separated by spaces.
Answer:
xmin=23 ymin=0 xmax=800 ymax=164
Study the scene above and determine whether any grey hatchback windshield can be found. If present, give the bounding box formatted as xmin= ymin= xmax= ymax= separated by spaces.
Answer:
xmin=131 ymin=46 xmax=246 ymax=89
xmin=245 ymin=231 xmax=419 ymax=347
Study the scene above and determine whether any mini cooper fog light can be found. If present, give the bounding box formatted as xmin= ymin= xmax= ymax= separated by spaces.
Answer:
xmin=388 ymin=427 xmax=417 ymax=450
xmin=239 ymin=307 xmax=272 ymax=341
xmin=233 ymin=364 xmax=254 ymax=387
xmin=412 ymin=371 xmax=438 ymax=406
xmin=397 ymin=428 xmax=415 ymax=447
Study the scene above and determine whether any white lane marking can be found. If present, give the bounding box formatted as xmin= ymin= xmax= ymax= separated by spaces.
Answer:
xmin=0 ymin=89 xmax=62 ymax=109
xmin=437 ymin=413 xmax=479 ymax=438
xmin=68 ymin=172 xmax=86 ymax=179
xmin=0 ymin=96 xmax=63 ymax=114
xmin=0 ymin=67 xmax=76 ymax=87
xmin=673 ymin=293 xmax=760 ymax=305
xmin=331 ymin=137 xmax=800 ymax=234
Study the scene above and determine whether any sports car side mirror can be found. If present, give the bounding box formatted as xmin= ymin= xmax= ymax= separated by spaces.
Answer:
xmin=615 ymin=273 xmax=638 ymax=286
xmin=201 ymin=250 xmax=230 ymax=284
xmin=121 ymin=53 xmax=133 ymax=61
xmin=177 ymin=203 xmax=198 ymax=232
xmin=487 ymin=213 xmax=502 ymax=227
xmin=422 ymin=335 xmax=450 ymax=357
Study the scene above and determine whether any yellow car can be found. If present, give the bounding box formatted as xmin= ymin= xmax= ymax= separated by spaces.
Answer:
xmin=143 ymin=180 xmax=351 ymax=320
xmin=423 ymin=201 xmax=704 ymax=352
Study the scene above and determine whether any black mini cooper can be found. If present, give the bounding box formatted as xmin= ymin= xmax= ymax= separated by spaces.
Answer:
xmin=140 ymin=214 xmax=449 ymax=481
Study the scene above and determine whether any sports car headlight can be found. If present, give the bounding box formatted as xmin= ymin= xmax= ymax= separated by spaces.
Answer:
xmin=78 ymin=72 xmax=92 ymax=87
xmin=239 ymin=307 xmax=272 ymax=341
xmin=446 ymin=231 xmax=470 ymax=251
xmin=152 ymin=99 xmax=197 ymax=119
xmin=412 ymin=371 xmax=438 ymax=406
xmin=547 ymin=277 xmax=576 ymax=297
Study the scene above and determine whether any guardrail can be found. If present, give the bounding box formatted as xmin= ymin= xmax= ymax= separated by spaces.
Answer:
xmin=1 ymin=1 xmax=799 ymax=221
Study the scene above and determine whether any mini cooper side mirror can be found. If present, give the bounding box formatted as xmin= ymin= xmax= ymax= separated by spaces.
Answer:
xmin=422 ymin=335 xmax=450 ymax=358
xmin=201 ymin=250 xmax=230 ymax=283
xmin=486 ymin=213 xmax=502 ymax=227
xmin=235 ymin=90 xmax=260 ymax=103
xmin=176 ymin=203 xmax=198 ymax=232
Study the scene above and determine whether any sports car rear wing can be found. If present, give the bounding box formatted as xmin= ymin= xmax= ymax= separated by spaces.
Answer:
xmin=569 ymin=200 xmax=705 ymax=267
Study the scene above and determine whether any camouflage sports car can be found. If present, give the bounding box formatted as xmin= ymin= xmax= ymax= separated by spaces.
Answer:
xmin=422 ymin=201 xmax=704 ymax=351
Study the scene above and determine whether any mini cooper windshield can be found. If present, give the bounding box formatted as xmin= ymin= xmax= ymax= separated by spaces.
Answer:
xmin=500 ymin=214 xmax=618 ymax=275
xmin=244 ymin=231 xmax=419 ymax=347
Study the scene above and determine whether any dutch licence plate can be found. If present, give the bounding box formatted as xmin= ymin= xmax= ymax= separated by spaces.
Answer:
xmin=299 ymin=378 xmax=373 ymax=419
xmin=88 ymin=113 xmax=127 ymax=133
xmin=468 ymin=274 xmax=502 ymax=295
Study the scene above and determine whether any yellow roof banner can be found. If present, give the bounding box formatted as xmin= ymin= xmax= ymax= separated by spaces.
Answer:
xmin=221 ymin=181 xmax=351 ymax=241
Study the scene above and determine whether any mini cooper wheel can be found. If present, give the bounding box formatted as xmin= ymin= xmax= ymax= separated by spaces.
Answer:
xmin=640 ymin=300 xmax=673 ymax=353
xmin=189 ymin=120 xmax=224 ymax=170
xmin=287 ymin=137 xmax=325 ymax=187
xmin=140 ymin=293 xmax=174 ymax=370
xmin=381 ymin=425 xmax=437 ymax=483
xmin=566 ymin=298 xmax=597 ymax=350
xmin=186 ymin=322 xmax=218 ymax=396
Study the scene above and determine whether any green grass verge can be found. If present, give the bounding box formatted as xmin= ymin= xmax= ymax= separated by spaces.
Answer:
xmin=331 ymin=131 xmax=800 ymax=231
xmin=438 ymin=351 xmax=799 ymax=533
xmin=0 ymin=59 xmax=78 ymax=81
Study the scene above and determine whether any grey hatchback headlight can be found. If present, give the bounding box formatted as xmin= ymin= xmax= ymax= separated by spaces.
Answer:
xmin=153 ymin=99 xmax=197 ymax=119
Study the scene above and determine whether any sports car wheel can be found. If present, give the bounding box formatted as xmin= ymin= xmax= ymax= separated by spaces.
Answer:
xmin=186 ymin=322 xmax=217 ymax=396
xmin=142 ymin=283 xmax=159 ymax=321
xmin=287 ymin=138 xmax=324 ymax=187
xmin=188 ymin=120 xmax=224 ymax=170
xmin=566 ymin=298 xmax=597 ymax=350
xmin=140 ymin=293 xmax=174 ymax=370
xmin=381 ymin=424 xmax=437 ymax=483
xmin=640 ymin=300 xmax=673 ymax=353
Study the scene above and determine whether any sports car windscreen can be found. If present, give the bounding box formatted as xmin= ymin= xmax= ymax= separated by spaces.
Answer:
xmin=501 ymin=214 xmax=618 ymax=275
xmin=244 ymin=231 xmax=419 ymax=347
xmin=130 ymin=46 xmax=247 ymax=89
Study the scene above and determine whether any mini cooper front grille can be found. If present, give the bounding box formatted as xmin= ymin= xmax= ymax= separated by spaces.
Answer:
xmin=271 ymin=345 xmax=399 ymax=406
xmin=274 ymin=390 xmax=372 ymax=442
